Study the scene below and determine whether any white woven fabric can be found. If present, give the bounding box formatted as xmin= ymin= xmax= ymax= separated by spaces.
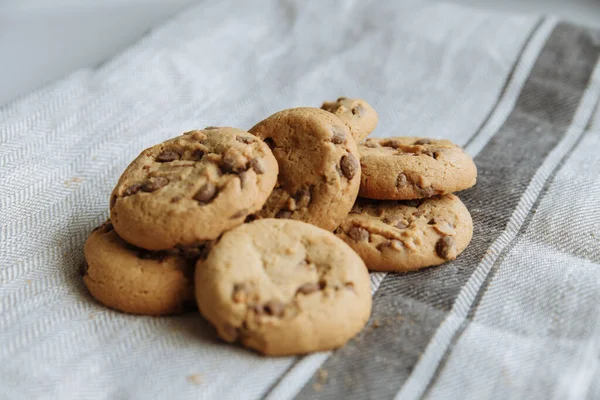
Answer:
xmin=2 ymin=1 xmax=599 ymax=399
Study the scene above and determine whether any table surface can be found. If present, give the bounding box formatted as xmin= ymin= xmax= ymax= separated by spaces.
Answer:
xmin=1 ymin=0 xmax=599 ymax=107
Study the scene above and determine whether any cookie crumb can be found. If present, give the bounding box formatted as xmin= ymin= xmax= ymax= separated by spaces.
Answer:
xmin=371 ymin=319 xmax=381 ymax=329
xmin=187 ymin=374 xmax=203 ymax=385
xmin=64 ymin=177 xmax=84 ymax=187
xmin=314 ymin=368 xmax=328 ymax=389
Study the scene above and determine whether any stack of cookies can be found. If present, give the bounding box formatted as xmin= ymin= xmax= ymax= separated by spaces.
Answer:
xmin=82 ymin=97 xmax=476 ymax=356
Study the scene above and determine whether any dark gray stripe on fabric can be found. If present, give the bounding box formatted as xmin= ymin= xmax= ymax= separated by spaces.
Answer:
xmin=421 ymin=115 xmax=600 ymax=400
xmin=294 ymin=23 xmax=600 ymax=400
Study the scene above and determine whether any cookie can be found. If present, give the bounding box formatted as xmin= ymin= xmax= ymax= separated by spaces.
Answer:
xmin=335 ymin=194 xmax=472 ymax=272
xmin=83 ymin=220 xmax=205 ymax=315
xmin=110 ymin=127 xmax=278 ymax=250
xmin=359 ymin=137 xmax=477 ymax=200
xmin=195 ymin=219 xmax=372 ymax=356
xmin=249 ymin=108 xmax=360 ymax=231
xmin=321 ymin=97 xmax=378 ymax=142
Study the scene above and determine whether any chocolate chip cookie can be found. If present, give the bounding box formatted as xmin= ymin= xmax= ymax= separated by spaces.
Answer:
xmin=83 ymin=220 xmax=204 ymax=315
xmin=110 ymin=127 xmax=278 ymax=250
xmin=321 ymin=97 xmax=378 ymax=142
xmin=359 ymin=137 xmax=477 ymax=200
xmin=195 ymin=219 xmax=372 ymax=356
xmin=335 ymin=194 xmax=472 ymax=272
xmin=249 ymin=108 xmax=360 ymax=231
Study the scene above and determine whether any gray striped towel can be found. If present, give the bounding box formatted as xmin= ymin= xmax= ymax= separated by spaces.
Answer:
xmin=1 ymin=0 xmax=600 ymax=399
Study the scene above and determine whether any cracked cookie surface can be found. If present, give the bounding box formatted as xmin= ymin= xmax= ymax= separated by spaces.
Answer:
xmin=110 ymin=127 xmax=278 ymax=250
xmin=335 ymin=194 xmax=472 ymax=272
xmin=83 ymin=220 xmax=205 ymax=315
xmin=249 ymin=108 xmax=360 ymax=231
xmin=359 ymin=137 xmax=476 ymax=200
xmin=195 ymin=218 xmax=372 ymax=356
xmin=321 ymin=97 xmax=378 ymax=142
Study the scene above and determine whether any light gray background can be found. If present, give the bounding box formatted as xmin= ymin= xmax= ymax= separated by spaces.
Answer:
xmin=1 ymin=0 xmax=600 ymax=106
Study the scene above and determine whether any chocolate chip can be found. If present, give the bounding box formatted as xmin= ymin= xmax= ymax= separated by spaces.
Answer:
xmin=250 ymin=158 xmax=265 ymax=174
xmin=156 ymin=150 xmax=180 ymax=162
xmin=348 ymin=226 xmax=369 ymax=241
xmin=339 ymin=154 xmax=359 ymax=180
xmin=249 ymin=303 xmax=264 ymax=315
xmin=435 ymin=236 xmax=455 ymax=259
xmin=245 ymin=214 xmax=260 ymax=223
xmin=263 ymin=137 xmax=275 ymax=149
xmin=297 ymin=282 xmax=321 ymax=295
xmin=294 ymin=188 xmax=311 ymax=209
xmin=141 ymin=177 xmax=169 ymax=192
xmin=377 ymin=239 xmax=403 ymax=251
xmin=376 ymin=240 xmax=391 ymax=251
xmin=381 ymin=139 xmax=402 ymax=149
xmin=220 ymin=149 xmax=248 ymax=174
xmin=414 ymin=139 xmax=431 ymax=145
xmin=350 ymin=204 xmax=362 ymax=214
xmin=191 ymin=149 xmax=205 ymax=161
xmin=264 ymin=300 xmax=285 ymax=317
xmin=331 ymin=127 xmax=346 ymax=144
xmin=194 ymin=183 xmax=217 ymax=203
xmin=171 ymin=195 xmax=182 ymax=203
xmin=204 ymin=126 xmax=219 ymax=130
xmin=123 ymin=183 xmax=142 ymax=196
xmin=276 ymin=210 xmax=293 ymax=219
xmin=351 ymin=105 xmax=364 ymax=116
xmin=428 ymin=218 xmax=436 ymax=225
xmin=232 ymin=283 xmax=250 ymax=303
xmin=237 ymin=136 xmax=256 ymax=144
xmin=220 ymin=159 xmax=237 ymax=174
xmin=396 ymin=173 xmax=409 ymax=188
xmin=419 ymin=186 xmax=436 ymax=197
